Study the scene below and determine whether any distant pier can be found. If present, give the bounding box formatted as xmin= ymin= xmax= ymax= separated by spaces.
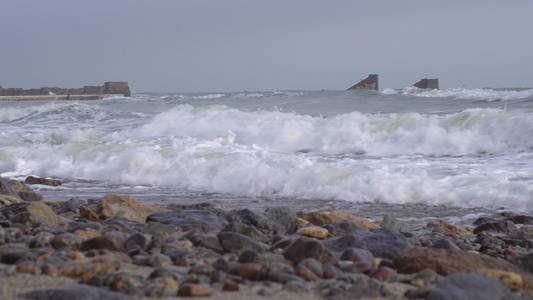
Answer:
xmin=0 ymin=81 xmax=130 ymax=101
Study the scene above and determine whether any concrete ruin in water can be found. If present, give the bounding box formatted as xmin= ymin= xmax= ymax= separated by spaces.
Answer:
xmin=0 ymin=81 xmax=131 ymax=101
xmin=347 ymin=74 xmax=439 ymax=91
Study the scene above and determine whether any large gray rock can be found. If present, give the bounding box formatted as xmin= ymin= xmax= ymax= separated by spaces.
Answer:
xmin=323 ymin=228 xmax=411 ymax=259
xmin=322 ymin=219 xmax=371 ymax=237
xmin=362 ymin=228 xmax=412 ymax=259
xmin=427 ymin=273 xmax=517 ymax=300
xmin=146 ymin=209 xmax=228 ymax=232
xmin=226 ymin=208 xmax=297 ymax=235
xmin=217 ymin=231 xmax=267 ymax=256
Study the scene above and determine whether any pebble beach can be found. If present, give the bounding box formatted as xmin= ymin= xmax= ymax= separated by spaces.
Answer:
xmin=1 ymin=176 xmax=533 ymax=300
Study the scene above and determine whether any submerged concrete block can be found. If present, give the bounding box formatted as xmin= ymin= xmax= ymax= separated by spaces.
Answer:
xmin=347 ymin=74 xmax=378 ymax=91
xmin=413 ymin=78 xmax=439 ymax=89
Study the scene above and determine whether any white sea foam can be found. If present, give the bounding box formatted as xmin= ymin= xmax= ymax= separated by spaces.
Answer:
xmin=402 ymin=87 xmax=533 ymax=102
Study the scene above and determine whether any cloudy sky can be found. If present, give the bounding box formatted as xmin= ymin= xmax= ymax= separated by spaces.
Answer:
xmin=1 ymin=1 xmax=532 ymax=93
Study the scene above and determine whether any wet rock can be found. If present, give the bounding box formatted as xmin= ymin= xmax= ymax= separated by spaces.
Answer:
xmin=81 ymin=233 xmax=125 ymax=251
xmin=260 ymin=271 xmax=306 ymax=284
xmin=29 ymin=231 xmax=55 ymax=248
xmin=124 ymin=232 xmax=152 ymax=251
xmin=430 ymin=238 xmax=460 ymax=250
xmin=426 ymin=273 xmax=517 ymax=300
xmin=97 ymin=194 xmax=169 ymax=223
xmin=142 ymin=222 xmax=180 ymax=236
xmin=263 ymin=206 xmax=299 ymax=234
xmin=23 ymin=283 xmax=136 ymax=300
xmin=296 ymin=226 xmax=329 ymax=239
xmin=147 ymin=209 xmax=228 ymax=232
xmin=0 ymin=177 xmax=21 ymax=199
xmin=473 ymin=220 xmax=518 ymax=235
xmin=380 ymin=214 xmax=414 ymax=231
xmin=0 ymin=194 xmax=23 ymax=206
xmin=222 ymin=222 xmax=270 ymax=243
xmin=322 ymin=234 xmax=366 ymax=255
xmin=17 ymin=261 xmax=36 ymax=274
xmin=435 ymin=220 xmax=473 ymax=238
xmin=282 ymin=237 xmax=336 ymax=265
xmin=41 ymin=262 xmax=60 ymax=277
xmin=298 ymin=258 xmax=323 ymax=277
xmin=55 ymin=198 xmax=87 ymax=215
xmin=177 ymin=283 xmax=213 ymax=297
xmin=225 ymin=208 xmax=291 ymax=235
xmin=227 ymin=263 xmax=263 ymax=280
xmin=61 ymin=255 xmax=120 ymax=281
xmin=362 ymin=228 xmax=412 ymax=260
xmin=51 ymin=233 xmax=82 ymax=250
xmin=512 ymin=253 xmax=533 ymax=273
xmin=296 ymin=210 xmax=378 ymax=229
xmin=295 ymin=265 xmax=321 ymax=282
xmin=0 ymin=245 xmax=34 ymax=264
xmin=24 ymin=176 xmax=61 ymax=186
xmin=322 ymin=219 xmax=372 ymax=237
xmin=473 ymin=216 xmax=498 ymax=225
xmin=480 ymin=269 xmax=523 ymax=291
xmin=394 ymin=248 xmax=520 ymax=276
xmin=79 ymin=205 xmax=100 ymax=222
xmin=340 ymin=248 xmax=375 ymax=273
xmin=508 ymin=215 xmax=533 ymax=225
xmin=217 ymin=231 xmax=267 ymax=256
xmin=369 ymin=266 xmax=397 ymax=281
xmin=2 ymin=202 xmax=59 ymax=226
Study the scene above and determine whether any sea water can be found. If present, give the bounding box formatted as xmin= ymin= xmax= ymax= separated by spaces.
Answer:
xmin=1 ymin=87 xmax=532 ymax=224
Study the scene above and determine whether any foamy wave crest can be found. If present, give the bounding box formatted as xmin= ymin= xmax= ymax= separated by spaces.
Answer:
xmin=137 ymin=104 xmax=533 ymax=157
xmin=2 ymin=104 xmax=533 ymax=210
xmin=402 ymin=87 xmax=533 ymax=102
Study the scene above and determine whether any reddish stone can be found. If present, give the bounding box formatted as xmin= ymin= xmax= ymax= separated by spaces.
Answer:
xmin=17 ymin=262 xmax=36 ymax=274
xmin=41 ymin=263 xmax=60 ymax=277
xmin=503 ymin=249 xmax=519 ymax=258
xmin=227 ymin=263 xmax=263 ymax=281
xmin=370 ymin=266 xmax=397 ymax=281
xmin=81 ymin=233 xmax=125 ymax=251
xmin=295 ymin=265 xmax=321 ymax=282
xmin=322 ymin=264 xmax=344 ymax=279
xmin=177 ymin=284 xmax=213 ymax=297
xmin=298 ymin=258 xmax=323 ymax=277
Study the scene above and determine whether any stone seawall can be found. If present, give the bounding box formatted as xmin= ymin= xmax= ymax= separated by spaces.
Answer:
xmin=0 ymin=81 xmax=131 ymax=99
xmin=0 ymin=94 xmax=125 ymax=101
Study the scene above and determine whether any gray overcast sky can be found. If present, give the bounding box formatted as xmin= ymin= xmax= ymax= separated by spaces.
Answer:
xmin=1 ymin=1 xmax=532 ymax=93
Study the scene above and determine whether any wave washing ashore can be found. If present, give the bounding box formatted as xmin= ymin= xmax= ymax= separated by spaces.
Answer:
xmin=1 ymin=86 xmax=533 ymax=299
xmin=1 ymin=87 xmax=532 ymax=215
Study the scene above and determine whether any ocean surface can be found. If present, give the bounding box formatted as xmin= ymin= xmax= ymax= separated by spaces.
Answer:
xmin=1 ymin=87 xmax=533 ymax=225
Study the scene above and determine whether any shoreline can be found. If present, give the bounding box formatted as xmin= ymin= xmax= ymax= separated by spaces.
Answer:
xmin=1 ymin=177 xmax=533 ymax=299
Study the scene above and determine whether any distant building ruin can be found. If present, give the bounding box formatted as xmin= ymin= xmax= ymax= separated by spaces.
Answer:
xmin=347 ymin=74 xmax=378 ymax=91
xmin=413 ymin=78 xmax=439 ymax=90
xmin=0 ymin=81 xmax=131 ymax=100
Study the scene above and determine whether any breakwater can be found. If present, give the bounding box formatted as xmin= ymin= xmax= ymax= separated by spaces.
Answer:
xmin=0 ymin=81 xmax=130 ymax=100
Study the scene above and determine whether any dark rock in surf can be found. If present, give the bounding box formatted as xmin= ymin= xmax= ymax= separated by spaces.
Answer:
xmin=473 ymin=220 xmax=518 ymax=235
xmin=24 ymin=176 xmax=62 ymax=187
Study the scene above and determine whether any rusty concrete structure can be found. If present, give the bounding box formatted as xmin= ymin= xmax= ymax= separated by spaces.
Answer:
xmin=347 ymin=74 xmax=379 ymax=91
xmin=0 ymin=81 xmax=131 ymax=100
xmin=413 ymin=78 xmax=439 ymax=90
